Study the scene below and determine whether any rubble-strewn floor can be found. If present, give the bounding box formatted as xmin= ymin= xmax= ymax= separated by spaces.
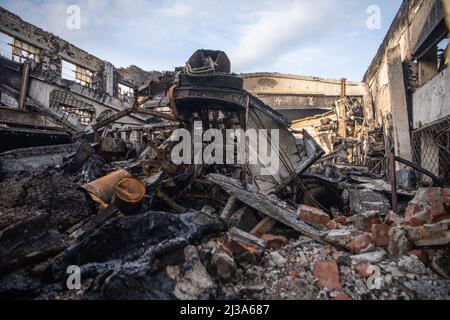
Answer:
xmin=214 ymin=238 xmax=450 ymax=300
xmin=1 ymin=169 xmax=449 ymax=300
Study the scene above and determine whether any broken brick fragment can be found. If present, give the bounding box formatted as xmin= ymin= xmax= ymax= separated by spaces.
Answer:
xmin=353 ymin=261 xmax=374 ymax=279
xmin=260 ymin=234 xmax=289 ymax=250
xmin=442 ymin=188 xmax=450 ymax=205
xmin=334 ymin=216 xmax=347 ymax=224
xmin=313 ymin=260 xmax=341 ymax=290
xmin=327 ymin=220 xmax=338 ymax=230
xmin=405 ymin=188 xmax=450 ymax=227
xmin=288 ymin=269 xmax=300 ymax=278
xmin=408 ymin=250 xmax=429 ymax=265
xmin=297 ymin=204 xmax=330 ymax=227
xmin=347 ymin=232 xmax=374 ymax=253
xmin=371 ymin=224 xmax=391 ymax=247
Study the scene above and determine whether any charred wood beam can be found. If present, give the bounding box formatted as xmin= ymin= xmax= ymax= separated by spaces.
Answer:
xmin=156 ymin=190 xmax=187 ymax=213
xmin=227 ymin=227 xmax=267 ymax=256
xmin=207 ymin=174 xmax=322 ymax=242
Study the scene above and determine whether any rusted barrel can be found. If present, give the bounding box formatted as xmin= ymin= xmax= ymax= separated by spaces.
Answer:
xmin=112 ymin=177 xmax=146 ymax=215
xmin=81 ymin=169 xmax=132 ymax=206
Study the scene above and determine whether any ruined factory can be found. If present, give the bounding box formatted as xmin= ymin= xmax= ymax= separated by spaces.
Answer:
xmin=0 ymin=0 xmax=450 ymax=301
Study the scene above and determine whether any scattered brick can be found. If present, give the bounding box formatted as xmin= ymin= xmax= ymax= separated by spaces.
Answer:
xmin=327 ymin=220 xmax=338 ymax=230
xmin=260 ymin=234 xmax=289 ymax=250
xmin=371 ymin=224 xmax=391 ymax=247
xmin=297 ymin=204 xmax=330 ymax=227
xmin=408 ymin=250 xmax=429 ymax=265
xmin=347 ymin=232 xmax=374 ymax=253
xmin=353 ymin=261 xmax=374 ymax=278
xmin=313 ymin=260 xmax=341 ymax=290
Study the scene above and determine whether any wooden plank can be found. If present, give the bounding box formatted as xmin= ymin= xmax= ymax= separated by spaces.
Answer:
xmin=250 ymin=217 xmax=276 ymax=237
xmin=220 ymin=196 xmax=240 ymax=220
xmin=227 ymin=227 xmax=267 ymax=256
xmin=208 ymin=174 xmax=322 ymax=242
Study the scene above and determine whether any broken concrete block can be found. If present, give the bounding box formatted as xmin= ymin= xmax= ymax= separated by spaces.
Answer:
xmin=211 ymin=249 xmax=237 ymax=281
xmin=404 ymin=220 xmax=450 ymax=247
xmin=405 ymin=188 xmax=450 ymax=227
xmin=350 ymin=250 xmax=386 ymax=264
xmin=297 ymin=204 xmax=330 ymax=227
xmin=397 ymin=255 xmax=427 ymax=275
xmin=313 ymin=260 xmax=341 ymax=290
xmin=172 ymin=246 xmax=216 ymax=300
xmin=268 ymin=251 xmax=287 ymax=268
xmin=260 ymin=234 xmax=289 ymax=250
xmin=371 ymin=224 xmax=391 ymax=247
xmin=322 ymin=229 xmax=352 ymax=247
xmin=347 ymin=233 xmax=374 ymax=253
xmin=388 ymin=227 xmax=413 ymax=256
xmin=349 ymin=189 xmax=390 ymax=217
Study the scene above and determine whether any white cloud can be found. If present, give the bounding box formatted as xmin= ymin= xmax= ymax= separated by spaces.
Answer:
xmin=157 ymin=1 xmax=194 ymax=17
xmin=230 ymin=0 xmax=338 ymax=71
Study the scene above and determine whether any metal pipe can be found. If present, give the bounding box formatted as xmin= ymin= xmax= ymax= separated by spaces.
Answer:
xmin=18 ymin=60 xmax=31 ymax=110
xmin=389 ymin=147 xmax=398 ymax=213
xmin=395 ymin=156 xmax=444 ymax=187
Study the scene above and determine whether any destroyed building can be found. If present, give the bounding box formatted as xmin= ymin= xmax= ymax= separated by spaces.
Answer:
xmin=0 ymin=0 xmax=449 ymax=301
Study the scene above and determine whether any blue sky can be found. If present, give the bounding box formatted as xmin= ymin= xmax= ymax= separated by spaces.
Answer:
xmin=0 ymin=0 xmax=402 ymax=80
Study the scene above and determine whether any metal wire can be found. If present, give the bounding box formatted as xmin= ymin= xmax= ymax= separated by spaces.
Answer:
xmin=412 ymin=116 xmax=450 ymax=186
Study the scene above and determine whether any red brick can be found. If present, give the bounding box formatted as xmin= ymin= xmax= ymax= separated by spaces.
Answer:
xmin=405 ymin=203 xmax=418 ymax=221
xmin=313 ymin=260 xmax=341 ymax=290
xmin=288 ymin=269 xmax=300 ymax=278
xmin=297 ymin=204 xmax=330 ymax=227
xmin=353 ymin=261 xmax=374 ymax=278
xmin=260 ymin=234 xmax=289 ymax=250
xmin=327 ymin=220 xmax=338 ymax=230
xmin=408 ymin=250 xmax=429 ymax=265
xmin=371 ymin=224 xmax=391 ymax=247
xmin=442 ymin=188 xmax=450 ymax=205
xmin=406 ymin=188 xmax=449 ymax=226
xmin=332 ymin=251 xmax=345 ymax=259
xmin=332 ymin=291 xmax=352 ymax=300
xmin=335 ymin=216 xmax=348 ymax=224
xmin=347 ymin=233 xmax=374 ymax=253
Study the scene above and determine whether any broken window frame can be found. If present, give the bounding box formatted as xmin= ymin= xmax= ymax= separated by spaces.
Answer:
xmin=61 ymin=59 xmax=94 ymax=88
xmin=59 ymin=104 xmax=95 ymax=126
xmin=413 ymin=20 xmax=449 ymax=87
xmin=12 ymin=39 xmax=41 ymax=63
xmin=117 ymin=82 xmax=134 ymax=100
xmin=0 ymin=33 xmax=40 ymax=64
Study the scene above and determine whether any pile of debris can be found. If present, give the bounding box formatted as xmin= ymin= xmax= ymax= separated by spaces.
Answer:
xmin=0 ymin=50 xmax=449 ymax=300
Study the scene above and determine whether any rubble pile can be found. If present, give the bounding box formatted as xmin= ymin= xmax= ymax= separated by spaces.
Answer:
xmin=0 ymin=50 xmax=449 ymax=300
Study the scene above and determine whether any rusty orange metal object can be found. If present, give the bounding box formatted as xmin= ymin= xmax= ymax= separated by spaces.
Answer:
xmin=112 ymin=177 xmax=146 ymax=214
xmin=81 ymin=169 xmax=132 ymax=205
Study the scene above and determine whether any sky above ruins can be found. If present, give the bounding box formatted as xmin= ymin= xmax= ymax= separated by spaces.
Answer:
xmin=0 ymin=0 xmax=403 ymax=81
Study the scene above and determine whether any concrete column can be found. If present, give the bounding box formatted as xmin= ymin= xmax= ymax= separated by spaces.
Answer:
xmin=104 ymin=61 xmax=114 ymax=96
xmin=387 ymin=45 xmax=413 ymax=162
